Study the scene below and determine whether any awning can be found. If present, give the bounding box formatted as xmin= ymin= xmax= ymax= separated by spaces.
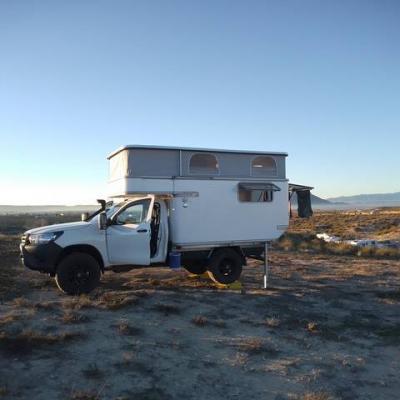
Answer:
xmin=238 ymin=182 xmax=281 ymax=192
xmin=289 ymin=183 xmax=314 ymax=192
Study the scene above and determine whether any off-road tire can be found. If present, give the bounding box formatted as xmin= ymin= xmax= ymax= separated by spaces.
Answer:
xmin=207 ymin=249 xmax=243 ymax=285
xmin=55 ymin=252 xmax=101 ymax=295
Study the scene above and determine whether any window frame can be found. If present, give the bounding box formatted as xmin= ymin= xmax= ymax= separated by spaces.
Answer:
xmin=250 ymin=155 xmax=278 ymax=177
xmin=111 ymin=198 xmax=152 ymax=226
xmin=188 ymin=152 xmax=220 ymax=176
xmin=238 ymin=188 xmax=274 ymax=203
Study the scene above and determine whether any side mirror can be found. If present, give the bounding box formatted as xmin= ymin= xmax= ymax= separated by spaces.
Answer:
xmin=98 ymin=212 xmax=108 ymax=230
xmin=81 ymin=212 xmax=89 ymax=221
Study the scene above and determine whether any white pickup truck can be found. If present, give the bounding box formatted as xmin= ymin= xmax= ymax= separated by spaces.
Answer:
xmin=20 ymin=145 xmax=312 ymax=294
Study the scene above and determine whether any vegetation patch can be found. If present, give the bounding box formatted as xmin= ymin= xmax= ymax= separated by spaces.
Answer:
xmin=0 ymin=386 xmax=9 ymax=397
xmin=62 ymin=295 xmax=95 ymax=310
xmin=152 ymin=303 xmax=181 ymax=315
xmin=265 ymin=317 xmax=280 ymax=328
xmin=97 ymin=291 xmax=139 ymax=310
xmin=82 ymin=363 xmax=104 ymax=380
xmin=299 ymin=392 xmax=335 ymax=400
xmin=115 ymin=320 xmax=142 ymax=336
xmin=224 ymin=336 xmax=279 ymax=356
xmin=0 ymin=312 xmax=21 ymax=326
xmin=69 ymin=389 xmax=102 ymax=400
xmin=375 ymin=290 xmax=400 ymax=301
xmin=376 ymin=325 xmax=400 ymax=344
xmin=61 ymin=311 xmax=90 ymax=324
xmin=191 ymin=315 xmax=207 ymax=326
xmin=0 ymin=329 xmax=84 ymax=356
xmin=275 ymin=232 xmax=400 ymax=260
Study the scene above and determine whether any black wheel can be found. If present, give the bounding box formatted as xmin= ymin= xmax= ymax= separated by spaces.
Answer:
xmin=184 ymin=263 xmax=207 ymax=275
xmin=55 ymin=252 xmax=101 ymax=295
xmin=207 ymin=249 xmax=243 ymax=285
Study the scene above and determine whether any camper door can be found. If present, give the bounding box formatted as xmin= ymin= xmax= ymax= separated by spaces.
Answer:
xmin=106 ymin=196 xmax=154 ymax=265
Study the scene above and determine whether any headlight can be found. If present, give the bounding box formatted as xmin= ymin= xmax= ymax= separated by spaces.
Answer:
xmin=28 ymin=231 xmax=63 ymax=245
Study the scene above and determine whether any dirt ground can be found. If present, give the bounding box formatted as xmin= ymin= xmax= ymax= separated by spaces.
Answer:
xmin=0 ymin=238 xmax=399 ymax=400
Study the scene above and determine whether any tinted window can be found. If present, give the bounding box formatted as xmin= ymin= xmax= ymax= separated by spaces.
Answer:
xmin=189 ymin=153 xmax=219 ymax=175
xmin=251 ymin=156 xmax=277 ymax=176
xmin=238 ymin=189 xmax=273 ymax=202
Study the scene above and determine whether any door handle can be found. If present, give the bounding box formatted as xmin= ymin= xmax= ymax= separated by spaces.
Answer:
xmin=137 ymin=229 xmax=148 ymax=233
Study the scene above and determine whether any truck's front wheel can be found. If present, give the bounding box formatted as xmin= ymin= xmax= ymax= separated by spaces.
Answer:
xmin=55 ymin=253 xmax=101 ymax=295
xmin=207 ymin=249 xmax=243 ymax=285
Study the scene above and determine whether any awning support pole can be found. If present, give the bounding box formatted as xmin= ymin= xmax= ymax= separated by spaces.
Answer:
xmin=263 ymin=242 xmax=269 ymax=289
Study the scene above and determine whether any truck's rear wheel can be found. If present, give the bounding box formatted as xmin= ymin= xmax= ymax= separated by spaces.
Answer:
xmin=184 ymin=263 xmax=207 ymax=275
xmin=207 ymin=249 xmax=243 ymax=285
xmin=55 ymin=253 xmax=100 ymax=295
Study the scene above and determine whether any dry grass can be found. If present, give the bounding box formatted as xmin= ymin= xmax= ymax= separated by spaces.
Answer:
xmin=11 ymin=297 xmax=32 ymax=308
xmin=224 ymin=336 xmax=279 ymax=356
xmin=191 ymin=315 xmax=207 ymax=326
xmin=228 ymin=352 xmax=249 ymax=367
xmin=275 ymin=208 xmax=400 ymax=260
xmin=60 ymin=291 xmax=140 ymax=311
xmin=0 ymin=329 xmax=84 ymax=356
xmin=290 ymin=208 xmax=400 ymax=240
xmin=299 ymin=392 xmax=334 ymax=400
xmin=0 ymin=312 xmax=21 ymax=326
xmin=306 ymin=321 xmax=318 ymax=333
xmin=0 ymin=386 xmax=8 ymax=397
xmin=69 ymin=389 xmax=102 ymax=400
xmin=62 ymin=295 xmax=95 ymax=310
xmin=0 ymin=235 xmax=21 ymax=297
xmin=265 ymin=317 xmax=280 ymax=327
xmin=115 ymin=319 xmax=142 ymax=336
xmin=34 ymin=301 xmax=57 ymax=310
xmin=61 ymin=311 xmax=90 ymax=324
xmin=117 ymin=351 xmax=136 ymax=367
xmin=236 ymin=337 xmax=265 ymax=354
xmin=152 ymin=303 xmax=181 ymax=315
xmin=97 ymin=291 xmax=139 ymax=310
xmin=82 ymin=363 xmax=104 ymax=380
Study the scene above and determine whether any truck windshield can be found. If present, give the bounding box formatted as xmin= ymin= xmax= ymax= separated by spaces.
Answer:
xmin=86 ymin=201 xmax=127 ymax=221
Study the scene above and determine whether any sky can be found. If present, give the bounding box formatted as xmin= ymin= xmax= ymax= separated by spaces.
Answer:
xmin=0 ymin=0 xmax=399 ymax=205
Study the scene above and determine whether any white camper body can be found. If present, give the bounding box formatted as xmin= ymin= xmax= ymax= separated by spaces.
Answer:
xmin=108 ymin=145 xmax=289 ymax=249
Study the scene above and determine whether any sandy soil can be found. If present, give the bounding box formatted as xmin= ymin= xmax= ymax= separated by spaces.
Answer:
xmin=0 ymin=248 xmax=399 ymax=400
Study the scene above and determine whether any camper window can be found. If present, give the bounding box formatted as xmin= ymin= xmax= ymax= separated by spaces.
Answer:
xmin=251 ymin=156 xmax=277 ymax=177
xmin=189 ymin=153 xmax=219 ymax=175
xmin=238 ymin=188 xmax=273 ymax=202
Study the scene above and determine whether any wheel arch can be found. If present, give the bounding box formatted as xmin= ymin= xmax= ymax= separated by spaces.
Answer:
xmin=56 ymin=244 xmax=105 ymax=272
xmin=208 ymin=246 xmax=247 ymax=265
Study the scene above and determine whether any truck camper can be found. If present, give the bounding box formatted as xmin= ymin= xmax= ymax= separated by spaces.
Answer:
xmin=20 ymin=145 xmax=312 ymax=294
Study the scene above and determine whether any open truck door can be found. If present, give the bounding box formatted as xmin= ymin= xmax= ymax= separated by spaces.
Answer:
xmin=106 ymin=196 xmax=154 ymax=265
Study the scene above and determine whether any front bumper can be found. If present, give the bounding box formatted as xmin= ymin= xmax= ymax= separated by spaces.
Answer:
xmin=20 ymin=242 xmax=63 ymax=274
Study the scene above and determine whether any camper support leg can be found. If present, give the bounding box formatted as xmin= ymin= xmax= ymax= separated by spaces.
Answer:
xmin=263 ymin=242 xmax=269 ymax=289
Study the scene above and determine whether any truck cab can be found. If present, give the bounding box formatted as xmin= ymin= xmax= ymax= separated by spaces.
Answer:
xmin=20 ymin=196 xmax=169 ymax=294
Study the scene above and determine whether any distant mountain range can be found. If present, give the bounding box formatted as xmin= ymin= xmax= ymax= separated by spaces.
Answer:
xmin=290 ymin=193 xmax=331 ymax=205
xmin=291 ymin=191 xmax=400 ymax=209
xmin=0 ymin=205 xmax=97 ymax=214
xmin=327 ymin=192 xmax=400 ymax=204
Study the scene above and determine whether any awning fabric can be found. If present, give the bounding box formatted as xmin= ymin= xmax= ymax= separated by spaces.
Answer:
xmin=289 ymin=183 xmax=314 ymax=192
xmin=238 ymin=182 xmax=281 ymax=192
xmin=297 ymin=190 xmax=313 ymax=218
